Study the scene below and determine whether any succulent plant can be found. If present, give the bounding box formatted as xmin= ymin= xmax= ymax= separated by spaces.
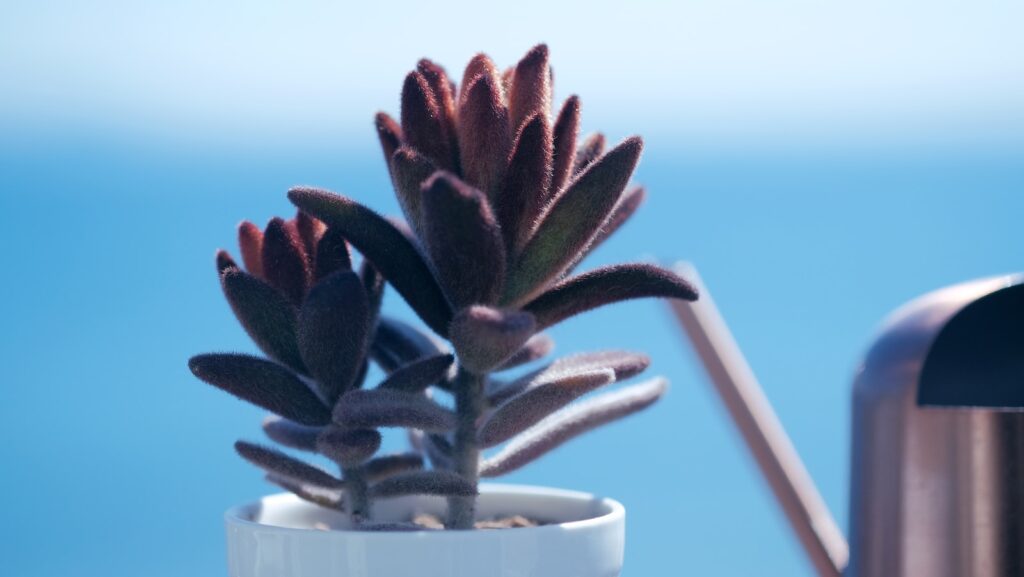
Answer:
xmin=280 ymin=44 xmax=699 ymax=528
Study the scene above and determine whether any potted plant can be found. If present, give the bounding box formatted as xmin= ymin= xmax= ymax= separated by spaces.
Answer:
xmin=189 ymin=44 xmax=698 ymax=577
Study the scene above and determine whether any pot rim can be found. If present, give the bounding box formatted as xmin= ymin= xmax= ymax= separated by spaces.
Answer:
xmin=224 ymin=483 xmax=625 ymax=536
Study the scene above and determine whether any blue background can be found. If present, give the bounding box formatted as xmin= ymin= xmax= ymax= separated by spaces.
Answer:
xmin=1 ymin=2 xmax=1022 ymax=575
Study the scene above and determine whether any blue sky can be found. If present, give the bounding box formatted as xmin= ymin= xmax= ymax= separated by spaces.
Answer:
xmin=1 ymin=2 xmax=1021 ymax=576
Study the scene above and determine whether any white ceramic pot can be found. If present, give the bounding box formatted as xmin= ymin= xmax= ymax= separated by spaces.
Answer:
xmin=225 ymin=483 xmax=626 ymax=577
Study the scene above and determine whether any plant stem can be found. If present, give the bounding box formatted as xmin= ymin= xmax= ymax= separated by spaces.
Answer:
xmin=447 ymin=366 xmax=485 ymax=529
xmin=343 ymin=465 xmax=371 ymax=524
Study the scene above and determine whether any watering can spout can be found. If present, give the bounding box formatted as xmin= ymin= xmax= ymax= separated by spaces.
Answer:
xmin=668 ymin=263 xmax=848 ymax=577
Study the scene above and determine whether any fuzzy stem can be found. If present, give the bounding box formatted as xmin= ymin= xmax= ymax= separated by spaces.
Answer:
xmin=447 ymin=366 xmax=485 ymax=529
xmin=343 ymin=465 xmax=371 ymax=524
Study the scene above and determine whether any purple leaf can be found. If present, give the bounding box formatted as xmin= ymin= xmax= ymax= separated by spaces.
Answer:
xmin=457 ymin=73 xmax=511 ymax=196
xmin=508 ymin=44 xmax=551 ymax=133
xmin=364 ymin=453 xmax=425 ymax=482
xmin=359 ymin=258 xmax=385 ymax=329
xmin=298 ymin=270 xmax=371 ymax=402
xmin=389 ymin=147 xmax=436 ymax=238
xmin=262 ymin=416 xmax=322 ymax=452
xmin=580 ymin=185 xmax=646 ymax=262
xmin=502 ymin=137 xmax=644 ymax=305
xmin=479 ymin=377 xmax=668 ymax=477
xmin=401 ymin=71 xmax=455 ymax=172
xmin=334 ymin=389 xmax=456 ymax=432
xmin=478 ymin=369 xmax=615 ymax=447
xmin=219 ymin=269 xmax=305 ymax=372
xmin=496 ymin=334 xmax=555 ymax=371
xmin=313 ymin=226 xmax=351 ymax=281
xmin=317 ymin=427 xmax=382 ymax=467
xmin=420 ymin=172 xmax=506 ymax=307
xmin=238 ymin=220 xmax=264 ymax=277
xmin=378 ymin=353 xmax=455 ymax=392
xmin=374 ymin=112 xmax=403 ymax=167
xmin=550 ymin=96 xmax=580 ymax=197
xmin=288 ymin=188 xmax=453 ymax=336
xmin=370 ymin=316 xmax=446 ymax=372
xmin=524 ymin=263 xmax=698 ymax=331
xmin=235 ymin=440 xmax=344 ymax=488
xmin=416 ymin=58 xmax=458 ymax=169
xmin=265 ymin=474 xmax=344 ymax=511
xmin=369 ymin=470 xmax=476 ymax=498
xmin=295 ymin=211 xmax=325 ymax=263
xmin=498 ymin=114 xmax=553 ymax=255
xmin=459 ymin=53 xmax=499 ymax=103
xmin=216 ymin=249 xmax=238 ymax=275
xmin=488 ymin=350 xmax=651 ymax=406
xmin=573 ymin=133 xmax=606 ymax=176
xmin=449 ymin=306 xmax=536 ymax=374
xmin=261 ymin=217 xmax=310 ymax=306
xmin=189 ymin=353 xmax=330 ymax=425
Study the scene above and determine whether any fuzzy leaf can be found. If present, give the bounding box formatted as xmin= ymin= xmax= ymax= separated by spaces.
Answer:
xmin=508 ymin=44 xmax=551 ymax=132
xmin=369 ymin=470 xmax=476 ymax=498
xmin=265 ymin=474 xmax=344 ymax=511
xmin=238 ymin=220 xmax=264 ymax=277
xmin=317 ymin=427 xmax=381 ymax=467
xmin=581 ymin=185 xmax=646 ymax=262
xmin=401 ymin=71 xmax=455 ymax=172
xmin=297 ymin=270 xmax=370 ymax=402
xmin=262 ymin=416 xmax=322 ymax=452
xmin=370 ymin=316 xmax=446 ymax=372
xmin=261 ymin=217 xmax=310 ymax=305
xmin=288 ymin=188 xmax=453 ymax=335
xmin=457 ymin=73 xmax=511 ymax=196
xmin=389 ymin=147 xmax=436 ymax=238
xmin=449 ymin=306 xmax=536 ymax=374
xmin=378 ymin=353 xmax=455 ymax=392
xmin=313 ymin=226 xmax=351 ymax=281
xmin=496 ymin=334 xmax=555 ymax=371
xmin=189 ymin=353 xmax=330 ymax=425
xmin=525 ymin=263 xmax=698 ymax=331
xmin=216 ymin=249 xmax=238 ymax=275
xmin=421 ymin=172 xmax=506 ymax=307
xmin=573 ymin=133 xmax=606 ymax=176
xmin=295 ymin=211 xmax=325 ymax=263
xmin=364 ymin=453 xmax=425 ymax=482
xmin=220 ymin=269 xmax=305 ymax=372
xmin=479 ymin=377 xmax=668 ymax=477
xmin=235 ymin=441 xmax=344 ymax=488
xmin=478 ymin=369 xmax=615 ymax=447
xmin=360 ymin=259 xmax=385 ymax=330
xmin=374 ymin=112 xmax=403 ymax=167
xmin=459 ymin=53 xmax=499 ymax=103
xmin=499 ymin=113 xmax=553 ymax=254
xmin=488 ymin=350 xmax=651 ymax=406
xmin=416 ymin=58 xmax=458 ymax=169
xmin=334 ymin=389 xmax=456 ymax=432
xmin=503 ymin=137 xmax=643 ymax=305
xmin=550 ymin=96 xmax=580 ymax=196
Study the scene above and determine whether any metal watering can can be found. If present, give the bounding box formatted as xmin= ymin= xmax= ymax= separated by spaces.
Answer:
xmin=669 ymin=266 xmax=1024 ymax=577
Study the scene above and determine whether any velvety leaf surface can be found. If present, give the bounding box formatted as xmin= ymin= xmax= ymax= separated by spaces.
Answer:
xmin=262 ymin=416 xmax=322 ymax=452
xmin=496 ymin=333 xmax=555 ymax=371
xmin=364 ymin=453 xmax=425 ymax=482
xmin=448 ymin=306 xmax=536 ymax=375
xmin=503 ymin=137 xmax=643 ymax=305
xmin=189 ymin=353 xmax=330 ymax=425
xmin=479 ymin=377 xmax=668 ymax=477
xmin=333 ymin=389 xmax=457 ymax=432
xmin=573 ymin=133 xmax=606 ymax=176
xmin=416 ymin=58 xmax=458 ymax=170
xmin=499 ymin=113 xmax=553 ymax=254
xmin=550 ymin=95 xmax=580 ymax=196
xmin=216 ymin=249 xmax=238 ymax=274
xmin=298 ymin=270 xmax=371 ymax=402
xmin=581 ymin=185 xmax=646 ymax=261
xmin=374 ymin=112 xmax=403 ymax=167
xmin=487 ymin=350 xmax=651 ymax=406
xmin=421 ymin=172 xmax=506 ymax=307
xmin=261 ymin=217 xmax=310 ymax=306
xmin=220 ymin=268 xmax=305 ymax=373
xmin=369 ymin=470 xmax=477 ymax=498
xmin=370 ymin=316 xmax=447 ymax=372
xmin=316 ymin=427 xmax=382 ymax=467
xmin=313 ymin=226 xmax=351 ymax=281
xmin=377 ymin=353 xmax=455 ymax=392
xmin=235 ymin=440 xmax=345 ymax=488
xmin=295 ymin=211 xmax=325 ymax=263
xmin=478 ymin=369 xmax=615 ymax=447
xmin=508 ymin=44 xmax=551 ymax=133
xmin=389 ymin=147 xmax=436 ymax=238
xmin=524 ymin=263 xmax=698 ymax=331
xmin=401 ymin=71 xmax=455 ymax=172
xmin=238 ymin=220 xmax=264 ymax=277
xmin=457 ymin=73 xmax=510 ymax=196
xmin=288 ymin=187 xmax=453 ymax=335
xmin=360 ymin=259 xmax=385 ymax=329
xmin=265 ymin=474 xmax=344 ymax=511
xmin=459 ymin=53 xmax=499 ymax=104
